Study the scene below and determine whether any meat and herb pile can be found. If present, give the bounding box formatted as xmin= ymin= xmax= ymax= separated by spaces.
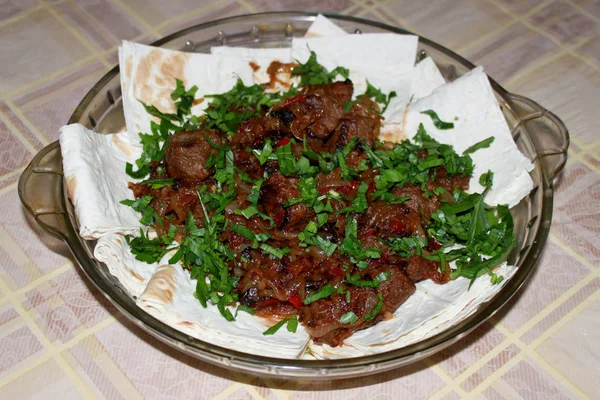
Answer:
xmin=121 ymin=53 xmax=516 ymax=346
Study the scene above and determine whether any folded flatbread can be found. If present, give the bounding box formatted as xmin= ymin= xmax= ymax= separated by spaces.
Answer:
xmin=292 ymin=33 xmax=418 ymax=121
xmin=381 ymin=67 xmax=534 ymax=207
xmin=59 ymin=124 xmax=142 ymax=238
xmin=139 ymin=264 xmax=309 ymax=358
xmin=119 ymin=41 xmax=255 ymax=144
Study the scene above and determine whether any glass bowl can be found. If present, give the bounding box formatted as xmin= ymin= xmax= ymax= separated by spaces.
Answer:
xmin=18 ymin=12 xmax=569 ymax=380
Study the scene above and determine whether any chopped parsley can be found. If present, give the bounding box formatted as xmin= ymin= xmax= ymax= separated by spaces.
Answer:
xmin=122 ymin=55 xmax=517 ymax=332
xmin=363 ymin=80 xmax=397 ymax=114
xmin=292 ymin=50 xmax=349 ymax=86
xmin=421 ymin=109 xmax=455 ymax=130
xmin=463 ymin=136 xmax=495 ymax=155
xmin=303 ymin=284 xmax=335 ymax=305
xmin=339 ymin=311 xmax=359 ymax=324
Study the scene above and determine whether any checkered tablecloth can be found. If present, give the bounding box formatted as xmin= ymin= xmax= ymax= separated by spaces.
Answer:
xmin=0 ymin=1 xmax=598 ymax=398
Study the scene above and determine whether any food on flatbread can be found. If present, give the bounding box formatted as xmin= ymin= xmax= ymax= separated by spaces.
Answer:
xmin=60 ymin=15 xmax=533 ymax=357
xmin=119 ymin=49 xmax=518 ymax=346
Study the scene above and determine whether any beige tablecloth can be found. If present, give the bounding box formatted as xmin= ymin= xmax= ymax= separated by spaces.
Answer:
xmin=0 ymin=1 xmax=598 ymax=399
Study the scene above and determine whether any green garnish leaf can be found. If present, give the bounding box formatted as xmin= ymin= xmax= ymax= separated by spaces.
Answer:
xmin=260 ymin=244 xmax=290 ymax=259
xmin=235 ymin=305 xmax=256 ymax=317
xmin=421 ymin=110 xmax=455 ymax=129
xmin=263 ymin=318 xmax=289 ymax=335
xmin=303 ymin=284 xmax=335 ymax=305
xmin=139 ymin=178 xmax=175 ymax=189
xmin=287 ymin=315 xmax=298 ymax=333
xmin=463 ymin=136 xmax=495 ymax=155
xmin=363 ymin=293 xmax=383 ymax=322
xmin=339 ymin=311 xmax=359 ymax=324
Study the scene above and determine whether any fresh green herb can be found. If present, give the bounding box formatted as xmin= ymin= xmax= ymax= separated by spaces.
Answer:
xmin=292 ymin=50 xmax=349 ymax=86
xmin=171 ymin=78 xmax=198 ymax=121
xmin=263 ymin=318 xmax=289 ymax=335
xmin=345 ymin=267 xmax=389 ymax=288
xmin=363 ymin=293 xmax=383 ymax=322
xmin=343 ymin=101 xmax=354 ymax=114
xmin=388 ymin=236 xmax=429 ymax=257
xmin=247 ymin=178 xmax=264 ymax=205
xmin=260 ymin=243 xmax=290 ymax=259
xmin=204 ymin=79 xmax=285 ymax=135
xmin=303 ymin=284 xmax=335 ymax=305
xmin=125 ymin=228 xmax=170 ymax=263
xmin=120 ymin=195 xmax=162 ymax=226
xmin=287 ymin=315 xmax=298 ymax=333
xmin=463 ymin=136 xmax=495 ymax=155
xmin=139 ymin=178 xmax=175 ymax=189
xmin=421 ymin=110 xmax=455 ymax=129
xmin=235 ymin=305 xmax=256 ymax=317
xmin=340 ymin=216 xmax=382 ymax=268
xmin=339 ymin=311 xmax=359 ymax=324
xmin=252 ymin=139 xmax=273 ymax=165
xmin=479 ymin=170 xmax=494 ymax=189
xmin=364 ymin=81 xmax=397 ymax=114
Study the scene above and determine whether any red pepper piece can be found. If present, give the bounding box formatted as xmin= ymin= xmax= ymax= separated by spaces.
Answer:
xmin=288 ymin=295 xmax=303 ymax=309
xmin=276 ymin=137 xmax=290 ymax=148
xmin=331 ymin=266 xmax=345 ymax=277
xmin=281 ymin=95 xmax=305 ymax=108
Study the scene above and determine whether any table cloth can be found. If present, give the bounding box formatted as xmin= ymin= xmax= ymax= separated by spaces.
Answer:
xmin=0 ymin=0 xmax=598 ymax=398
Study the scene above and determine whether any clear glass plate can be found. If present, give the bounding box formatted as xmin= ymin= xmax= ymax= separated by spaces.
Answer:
xmin=19 ymin=12 xmax=569 ymax=380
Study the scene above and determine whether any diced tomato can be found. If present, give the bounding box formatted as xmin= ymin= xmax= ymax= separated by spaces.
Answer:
xmin=276 ymin=137 xmax=290 ymax=148
xmin=288 ymin=295 xmax=303 ymax=309
xmin=331 ymin=266 xmax=345 ymax=277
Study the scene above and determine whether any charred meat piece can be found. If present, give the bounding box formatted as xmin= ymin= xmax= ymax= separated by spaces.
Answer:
xmin=391 ymin=184 xmax=440 ymax=221
xmin=164 ymin=130 xmax=222 ymax=183
xmin=231 ymin=118 xmax=269 ymax=148
xmin=327 ymin=96 xmax=382 ymax=152
xmin=303 ymin=265 xmax=415 ymax=347
xmin=405 ymin=255 xmax=450 ymax=284
xmin=266 ymin=81 xmax=353 ymax=140
xmin=361 ymin=200 xmax=424 ymax=239
xmin=260 ymin=172 xmax=314 ymax=231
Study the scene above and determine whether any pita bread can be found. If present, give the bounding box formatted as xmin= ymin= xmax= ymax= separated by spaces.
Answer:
xmin=397 ymin=67 xmax=534 ymax=207
xmin=119 ymin=40 xmax=254 ymax=143
xmin=305 ymin=14 xmax=348 ymax=38
xmin=292 ymin=33 xmax=418 ymax=121
xmin=139 ymin=264 xmax=309 ymax=358
xmin=59 ymin=124 xmax=142 ymax=238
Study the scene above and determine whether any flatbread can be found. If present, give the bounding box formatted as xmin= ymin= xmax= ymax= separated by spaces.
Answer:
xmin=393 ymin=67 xmax=534 ymax=207
xmin=292 ymin=33 xmax=418 ymax=121
xmin=139 ymin=264 xmax=309 ymax=358
xmin=305 ymin=14 xmax=348 ymax=38
xmin=94 ymin=232 xmax=171 ymax=297
xmin=119 ymin=40 xmax=254 ymax=143
xmin=210 ymin=46 xmax=298 ymax=93
xmin=310 ymin=263 xmax=516 ymax=358
xmin=59 ymin=124 xmax=142 ymax=238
